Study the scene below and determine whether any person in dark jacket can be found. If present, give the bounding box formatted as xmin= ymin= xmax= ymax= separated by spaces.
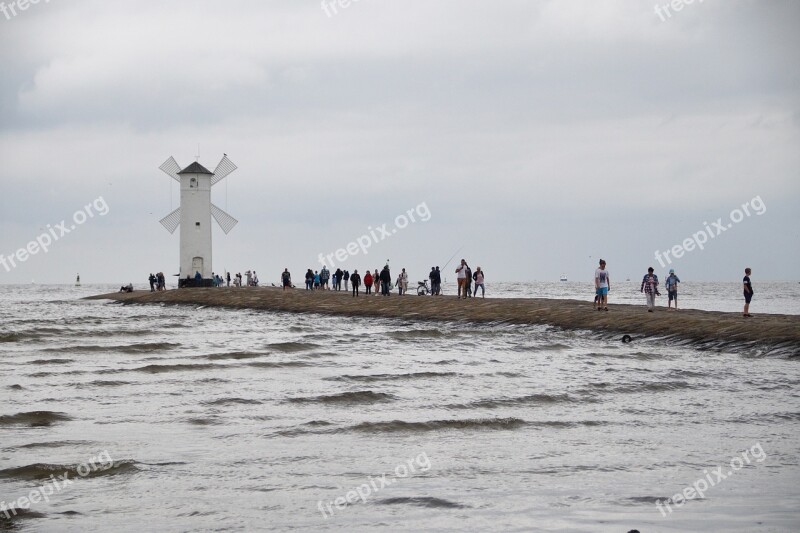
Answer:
xmin=380 ymin=265 xmax=392 ymax=296
xmin=350 ymin=269 xmax=361 ymax=297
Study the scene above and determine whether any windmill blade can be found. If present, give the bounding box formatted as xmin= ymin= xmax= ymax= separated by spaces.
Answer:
xmin=211 ymin=155 xmax=237 ymax=186
xmin=159 ymin=156 xmax=181 ymax=182
xmin=159 ymin=207 xmax=181 ymax=233
xmin=211 ymin=203 xmax=238 ymax=234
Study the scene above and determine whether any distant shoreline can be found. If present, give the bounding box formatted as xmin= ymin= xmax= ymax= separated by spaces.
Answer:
xmin=85 ymin=288 xmax=800 ymax=356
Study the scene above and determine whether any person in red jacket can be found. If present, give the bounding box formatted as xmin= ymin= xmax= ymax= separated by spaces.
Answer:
xmin=364 ymin=270 xmax=373 ymax=295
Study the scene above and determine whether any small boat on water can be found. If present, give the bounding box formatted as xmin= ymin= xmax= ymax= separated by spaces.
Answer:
xmin=559 ymin=274 xmax=567 ymax=282
xmin=75 ymin=274 xmax=81 ymax=287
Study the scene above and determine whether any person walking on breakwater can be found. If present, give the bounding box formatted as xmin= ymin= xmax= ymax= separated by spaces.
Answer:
xmin=281 ymin=269 xmax=292 ymax=290
xmin=595 ymin=259 xmax=610 ymax=311
xmin=158 ymin=272 xmax=166 ymax=291
xmin=665 ymin=269 xmax=680 ymax=310
xmin=364 ymin=270 xmax=374 ymax=294
xmin=641 ymin=267 xmax=660 ymax=312
xmin=351 ymin=269 xmax=361 ymax=297
xmin=473 ymin=267 xmax=485 ymax=298
xmin=380 ymin=265 xmax=392 ymax=296
xmin=396 ymin=268 xmax=408 ymax=295
xmin=320 ymin=266 xmax=330 ymax=290
xmin=149 ymin=273 xmax=156 ymax=292
xmin=743 ymin=267 xmax=754 ymax=317
xmin=456 ymin=259 xmax=469 ymax=299
xmin=465 ymin=262 xmax=473 ymax=298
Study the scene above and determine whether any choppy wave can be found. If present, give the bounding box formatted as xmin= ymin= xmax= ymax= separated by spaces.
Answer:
xmin=378 ymin=496 xmax=467 ymax=508
xmin=247 ymin=361 xmax=312 ymax=369
xmin=133 ymin=363 xmax=219 ymax=374
xmin=203 ymin=351 xmax=265 ymax=361
xmin=203 ymin=397 xmax=263 ymax=406
xmin=445 ymin=393 xmax=582 ymax=409
xmin=387 ymin=329 xmax=446 ymax=340
xmin=286 ymin=391 xmax=395 ymax=405
xmin=0 ymin=460 xmax=139 ymax=481
xmin=44 ymin=342 xmax=180 ymax=354
xmin=0 ymin=411 xmax=72 ymax=427
xmin=326 ymin=372 xmax=459 ymax=383
xmin=348 ymin=417 xmax=527 ymax=433
xmin=267 ymin=342 xmax=320 ymax=353
xmin=4 ymin=440 xmax=96 ymax=451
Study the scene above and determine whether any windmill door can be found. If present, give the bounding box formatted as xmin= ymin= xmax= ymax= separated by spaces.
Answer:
xmin=192 ymin=257 xmax=204 ymax=277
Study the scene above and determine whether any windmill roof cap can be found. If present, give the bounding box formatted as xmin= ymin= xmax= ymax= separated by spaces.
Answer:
xmin=177 ymin=162 xmax=213 ymax=175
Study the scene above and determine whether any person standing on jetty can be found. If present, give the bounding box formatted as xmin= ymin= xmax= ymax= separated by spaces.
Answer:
xmin=281 ymin=269 xmax=292 ymax=290
xmin=364 ymin=270 xmax=373 ymax=294
xmin=595 ymin=259 xmax=610 ymax=311
xmin=380 ymin=265 xmax=392 ymax=296
xmin=456 ymin=259 xmax=469 ymax=299
xmin=343 ymin=270 xmax=350 ymax=291
xmin=396 ymin=268 xmax=408 ymax=295
xmin=743 ymin=267 xmax=754 ymax=317
xmin=320 ymin=266 xmax=330 ymax=290
xmin=640 ymin=267 xmax=660 ymax=312
xmin=665 ymin=269 xmax=680 ymax=310
xmin=313 ymin=271 xmax=321 ymax=289
xmin=305 ymin=269 xmax=313 ymax=290
xmin=473 ymin=267 xmax=485 ymax=298
xmin=373 ymin=269 xmax=380 ymax=296
xmin=149 ymin=273 xmax=156 ymax=292
xmin=434 ymin=266 xmax=442 ymax=295
xmin=351 ymin=269 xmax=361 ymax=297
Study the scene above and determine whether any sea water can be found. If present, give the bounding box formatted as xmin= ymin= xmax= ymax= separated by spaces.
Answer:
xmin=0 ymin=284 xmax=798 ymax=532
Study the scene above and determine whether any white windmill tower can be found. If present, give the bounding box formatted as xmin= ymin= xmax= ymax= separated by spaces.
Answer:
xmin=158 ymin=154 xmax=239 ymax=287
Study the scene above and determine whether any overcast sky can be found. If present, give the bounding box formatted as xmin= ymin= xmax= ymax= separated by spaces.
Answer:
xmin=1 ymin=0 xmax=798 ymax=284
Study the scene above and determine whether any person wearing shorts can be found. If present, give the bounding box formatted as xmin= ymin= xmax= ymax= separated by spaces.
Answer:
xmin=594 ymin=259 xmax=610 ymax=311
xmin=743 ymin=267 xmax=753 ymax=317
xmin=665 ymin=269 xmax=680 ymax=310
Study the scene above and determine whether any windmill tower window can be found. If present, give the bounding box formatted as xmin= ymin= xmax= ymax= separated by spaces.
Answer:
xmin=190 ymin=177 xmax=197 ymax=188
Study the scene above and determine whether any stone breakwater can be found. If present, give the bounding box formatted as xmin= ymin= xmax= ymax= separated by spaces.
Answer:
xmin=86 ymin=288 xmax=800 ymax=356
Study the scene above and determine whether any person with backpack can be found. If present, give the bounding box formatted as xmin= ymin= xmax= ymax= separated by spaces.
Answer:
xmin=281 ymin=269 xmax=292 ymax=290
xmin=350 ymin=269 xmax=361 ymax=297
xmin=364 ymin=270 xmax=373 ymax=295
xmin=665 ymin=269 xmax=680 ymax=310
xmin=640 ymin=267 xmax=660 ymax=312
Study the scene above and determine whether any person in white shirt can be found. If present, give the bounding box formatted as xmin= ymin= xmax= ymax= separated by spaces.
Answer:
xmin=455 ymin=259 xmax=468 ymax=299
xmin=594 ymin=259 xmax=610 ymax=311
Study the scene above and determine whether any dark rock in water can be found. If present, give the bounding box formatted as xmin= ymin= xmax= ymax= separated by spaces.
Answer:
xmin=622 ymin=334 xmax=632 ymax=343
